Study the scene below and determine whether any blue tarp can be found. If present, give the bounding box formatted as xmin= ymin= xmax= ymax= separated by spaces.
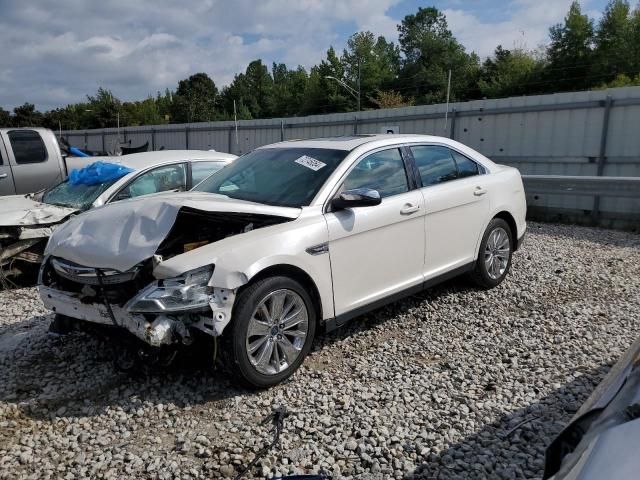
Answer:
xmin=68 ymin=161 xmax=135 ymax=186
xmin=69 ymin=146 xmax=91 ymax=158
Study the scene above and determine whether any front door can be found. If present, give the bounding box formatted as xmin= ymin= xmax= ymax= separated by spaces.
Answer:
xmin=324 ymin=147 xmax=425 ymax=318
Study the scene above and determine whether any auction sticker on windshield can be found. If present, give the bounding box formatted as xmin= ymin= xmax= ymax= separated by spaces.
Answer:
xmin=295 ymin=155 xmax=326 ymax=171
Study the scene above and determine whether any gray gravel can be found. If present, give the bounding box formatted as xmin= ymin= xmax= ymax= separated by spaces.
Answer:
xmin=1 ymin=222 xmax=639 ymax=479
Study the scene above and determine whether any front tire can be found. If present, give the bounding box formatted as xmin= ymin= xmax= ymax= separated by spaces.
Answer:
xmin=470 ymin=218 xmax=513 ymax=289
xmin=225 ymin=276 xmax=317 ymax=388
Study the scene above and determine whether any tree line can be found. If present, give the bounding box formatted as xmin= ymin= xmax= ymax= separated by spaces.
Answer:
xmin=2 ymin=0 xmax=640 ymax=131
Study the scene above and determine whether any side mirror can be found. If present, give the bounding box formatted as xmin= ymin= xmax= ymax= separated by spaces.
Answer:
xmin=332 ymin=188 xmax=381 ymax=210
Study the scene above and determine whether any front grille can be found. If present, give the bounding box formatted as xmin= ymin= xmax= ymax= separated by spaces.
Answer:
xmin=43 ymin=257 xmax=154 ymax=306
xmin=51 ymin=257 xmax=139 ymax=285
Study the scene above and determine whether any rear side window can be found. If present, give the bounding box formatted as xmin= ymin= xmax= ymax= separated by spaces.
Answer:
xmin=452 ymin=151 xmax=480 ymax=178
xmin=411 ymin=146 xmax=457 ymax=186
xmin=8 ymin=130 xmax=48 ymax=164
xmin=115 ymin=163 xmax=187 ymax=201
xmin=191 ymin=161 xmax=225 ymax=186
xmin=342 ymin=148 xmax=409 ymax=198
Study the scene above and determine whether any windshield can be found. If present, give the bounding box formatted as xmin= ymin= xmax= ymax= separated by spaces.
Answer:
xmin=42 ymin=179 xmax=118 ymax=210
xmin=193 ymin=147 xmax=348 ymax=207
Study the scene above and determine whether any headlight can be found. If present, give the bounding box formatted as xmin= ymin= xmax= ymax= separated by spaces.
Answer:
xmin=125 ymin=265 xmax=213 ymax=313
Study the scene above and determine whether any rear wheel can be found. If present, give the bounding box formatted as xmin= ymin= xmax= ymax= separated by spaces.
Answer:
xmin=470 ymin=218 xmax=513 ymax=289
xmin=225 ymin=276 xmax=316 ymax=388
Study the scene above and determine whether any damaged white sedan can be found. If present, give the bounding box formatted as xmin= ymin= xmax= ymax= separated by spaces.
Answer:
xmin=39 ymin=134 xmax=527 ymax=388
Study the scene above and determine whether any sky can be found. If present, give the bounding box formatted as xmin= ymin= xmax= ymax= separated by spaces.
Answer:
xmin=0 ymin=0 xmax=609 ymax=111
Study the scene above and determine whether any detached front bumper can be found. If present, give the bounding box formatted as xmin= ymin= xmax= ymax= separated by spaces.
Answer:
xmin=38 ymin=285 xmax=189 ymax=347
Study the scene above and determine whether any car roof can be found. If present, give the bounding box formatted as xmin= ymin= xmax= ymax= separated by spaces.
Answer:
xmin=258 ymin=134 xmax=458 ymax=151
xmin=66 ymin=150 xmax=237 ymax=172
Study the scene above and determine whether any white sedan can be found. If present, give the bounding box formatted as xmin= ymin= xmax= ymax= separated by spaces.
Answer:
xmin=39 ymin=135 xmax=526 ymax=387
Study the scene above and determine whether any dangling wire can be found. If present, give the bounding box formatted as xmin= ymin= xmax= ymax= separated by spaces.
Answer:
xmin=233 ymin=406 xmax=290 ymax=480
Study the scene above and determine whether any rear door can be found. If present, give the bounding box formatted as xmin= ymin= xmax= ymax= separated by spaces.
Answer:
xmin=5 ymin=130 xmax=62 ymax=193
xmin=409 ymin=145 xmax=490 ymax=278
xmin=0 ymin=134 xmax=16 ymax=195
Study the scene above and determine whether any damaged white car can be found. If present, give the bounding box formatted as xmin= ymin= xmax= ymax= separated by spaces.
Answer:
xmin=39 ymin=135 xmax=527 ymax=387
xmin=0 ymin=150 xmax=235 ymax=284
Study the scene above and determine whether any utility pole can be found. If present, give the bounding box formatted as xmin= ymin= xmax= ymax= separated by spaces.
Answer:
xmin=357 ymin=58 xmax=361 ymax=112
xmin=233 ymin=100 xmax=239 ymax=149
xmin=444 ymin=69 xmax=452 ymax=133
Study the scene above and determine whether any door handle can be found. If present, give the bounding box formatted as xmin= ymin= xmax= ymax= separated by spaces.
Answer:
xmin=400 ymin=203 xmax=420 ymax=215
xmin=0 ymin=173 xmax=7 ymax=179
xmin=473 ymin=186 xmax=487 ymax=196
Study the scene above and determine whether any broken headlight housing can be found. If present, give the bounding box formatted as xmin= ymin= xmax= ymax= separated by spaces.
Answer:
xmin=125 ymin=265 xmax=213 ymax=313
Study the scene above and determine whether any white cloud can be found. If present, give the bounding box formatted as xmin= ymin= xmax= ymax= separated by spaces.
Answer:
xmin=444 ymin=0 xmax=575 ymax=58
xmin=0 ymin=0 xmax=400 ymax=110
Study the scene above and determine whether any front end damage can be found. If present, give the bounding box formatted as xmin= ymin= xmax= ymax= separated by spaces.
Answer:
xmin=0 ymin=196 xmax=77 ymax=284
xmin=1 ymin=224 xmax=61 ymax=284
xmin=39 ymin=207 xmax=293 ymax=354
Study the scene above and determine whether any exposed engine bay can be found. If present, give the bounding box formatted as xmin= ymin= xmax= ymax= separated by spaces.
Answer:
xmin=156 ymin=208 xmax=290 ymax=260
xmin=39 ymin=206 xmax=295 ymax=355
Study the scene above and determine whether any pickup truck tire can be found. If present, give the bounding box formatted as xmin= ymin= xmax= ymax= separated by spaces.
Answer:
xmin=470 ymin=218 xmax=513 ymax=289
xmin=225 ymin=276 xmax=317 ymax=389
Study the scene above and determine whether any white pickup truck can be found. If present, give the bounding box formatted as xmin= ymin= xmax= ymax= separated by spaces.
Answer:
xmin=0 ymin=128 xmax=88 ymax=196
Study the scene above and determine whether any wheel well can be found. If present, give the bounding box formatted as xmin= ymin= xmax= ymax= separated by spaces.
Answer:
xmin=244 ymin=264 xmax=323 ymax=320
xmin=494 ymin=211 xmax=519 ymax=250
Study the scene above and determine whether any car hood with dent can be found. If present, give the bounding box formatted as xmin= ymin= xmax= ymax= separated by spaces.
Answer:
xmin=44 ymin=191 xmax=301 ymax=272
xmin=0 ymin=195 xmax=78 ymax=227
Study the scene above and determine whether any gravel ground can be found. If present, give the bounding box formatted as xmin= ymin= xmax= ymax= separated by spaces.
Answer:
xmin=1 ymin=222 xmax=639 ymax=480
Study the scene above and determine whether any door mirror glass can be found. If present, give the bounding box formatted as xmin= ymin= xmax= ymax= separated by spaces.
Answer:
xmin=332 ymin=188 xmax=381 ymax=210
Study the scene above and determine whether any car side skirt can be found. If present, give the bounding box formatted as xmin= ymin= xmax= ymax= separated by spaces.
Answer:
xmin=324 ymin=262 xmax=475 ymax=333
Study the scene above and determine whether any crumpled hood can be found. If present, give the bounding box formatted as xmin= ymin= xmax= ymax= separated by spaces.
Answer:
xmin=44 ymin=191 xmax=301 ymax=272
xmin=0 ymin=195 xmax=78 ymax=227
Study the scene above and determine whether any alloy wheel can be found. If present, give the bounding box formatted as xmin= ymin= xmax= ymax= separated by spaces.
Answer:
xmin=484 ymin=227 xmax=510 ymax=280
xmin=245 ymin=289 xmax=309 ymax=375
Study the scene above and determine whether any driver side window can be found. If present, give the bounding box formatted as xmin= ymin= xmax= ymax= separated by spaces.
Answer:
xmin=342 ymin=148 xmax=409 ymax=198
xmin=114 ymin=163 xmax=187 ymax=201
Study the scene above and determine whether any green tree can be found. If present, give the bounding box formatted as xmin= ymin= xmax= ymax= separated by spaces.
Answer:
xmin=597 ymin=72 xmax=640 ymax=88
xmin=480 ymin=46 xmax=545 ymax=97
xmin=271 ymin=63 xmax=309 ymax=117
xmin=11 ymin=103 xmax=43 ymax=127
xmin=302 ymin=47 xmax=352 ymax=114
xmin=221 ymin=60 xmax=275 ymax=119
xmin=171 ymin=73 xmax=219 ymax=123
xmin=397 ymin=7 xmax=480 ymax=104
xmin=342 ymin=32 xmax=401 ymax=109
xmin=370 ymin=90 xmax=413 ymax=109
xmin=0 ymin=108 xmax=12 ymax=127
xmin=593 ymin=0 xmax=633 ymax=83
xmin=630 ymin=6 xmax=640 ymax=73
xmin=155 ymin=89 xmax=174 ymax=123
xmin=85 ymin=88 xmax=120 ymax=129
xmin=547 ymin=1 xmax=594 ymax=91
